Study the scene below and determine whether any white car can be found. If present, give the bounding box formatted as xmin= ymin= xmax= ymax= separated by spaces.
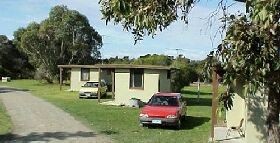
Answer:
xmin=79 ymin=81 xmax=107 ymax=98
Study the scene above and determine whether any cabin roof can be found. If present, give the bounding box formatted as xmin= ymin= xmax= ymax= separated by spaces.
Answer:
xmin=58 ymin=64 xmax=174 ymax=70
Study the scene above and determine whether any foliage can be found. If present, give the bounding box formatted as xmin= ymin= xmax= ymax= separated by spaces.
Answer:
xmin=99 ymin=0 xmax=197 ymax=43
xmin=218 ymin=14 xmax=280 ymax=93
xmin=171 ymin=56 xmax=198 ymax=92
xmin=132 ymin=54 xmax=172 ymax=66
xmin=102 ymin=56 xmax=133 ymax=64
xmin=0 ymin=35 xmax=34 ymax=78
xmin=171 ymin=67 xmax=197 ymax=92
xmin=14 ymin=5 xmax=102 ymax=82
xmin=189 ymin=59 xmax=206 ymax=78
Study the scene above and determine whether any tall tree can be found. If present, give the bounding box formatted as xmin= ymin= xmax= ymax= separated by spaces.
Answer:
xmin=99 ymin=0 xmax=280 ymax=142
xmin=14 ymin=5 xmax=102 ymax=82
xmin=0 ymin=35 xmax=34 ymax=78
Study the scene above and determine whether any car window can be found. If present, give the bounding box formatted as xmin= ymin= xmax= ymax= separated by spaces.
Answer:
xmin=84 ymin=82 xmax=98 ymax=87
xmin=168 ymin=97 xmax=179 ymax=106
xmin=148 ymin=96 xmax=179 ymax=106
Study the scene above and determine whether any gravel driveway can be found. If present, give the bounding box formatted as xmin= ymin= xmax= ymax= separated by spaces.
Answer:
xmin=0 ymin=87 xmax=112 ymax=143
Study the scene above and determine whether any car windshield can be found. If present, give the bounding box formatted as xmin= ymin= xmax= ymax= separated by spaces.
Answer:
xmin=148 ymin=95 xmax=179 ymax=106
xmin=83 ymin=82 xmax=98 ymax=87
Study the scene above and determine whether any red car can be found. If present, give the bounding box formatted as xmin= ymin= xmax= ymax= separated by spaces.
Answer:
xmin=139 ymin=92 xmax=187 ymax=129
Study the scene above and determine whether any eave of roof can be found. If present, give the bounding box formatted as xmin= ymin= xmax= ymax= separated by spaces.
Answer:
xmin=58 ymin=64 xmax=174 ymax=70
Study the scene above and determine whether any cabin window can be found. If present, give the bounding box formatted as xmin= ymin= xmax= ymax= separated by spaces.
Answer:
xmin=106 ymin=69 xmax=111 ymax=75
xmin=81 ymin=68 xmax=90 ymax=81
xmin=130 ymin=69 xmax=144 ymax=89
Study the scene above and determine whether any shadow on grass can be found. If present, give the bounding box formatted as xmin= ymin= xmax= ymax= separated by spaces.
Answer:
xmin=0 ymin=87 xmax=29 ymax=94
xmin=182 ymin=97 xmax=212 ymax=106
xmin=0 ymin=131 xmax=96 ymax=142
xmin=100 ymin=130 xmax=118 ymax=135
xmin=147 ymin=116 xmax=210 ymax=130
xmin=78 ymin=96 xmax=113 ymax=100
xmin=181 ymin=116 xmax=210 ymax=130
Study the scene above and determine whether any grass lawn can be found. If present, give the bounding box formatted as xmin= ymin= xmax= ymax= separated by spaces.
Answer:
xmin=0 ymin=80 xmax=225 ymax=143
xmin=0 ymin=99 xmax=12 ymax=135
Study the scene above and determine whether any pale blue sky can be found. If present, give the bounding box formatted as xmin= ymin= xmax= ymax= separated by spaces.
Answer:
xmin=0 ymin=0 xmax=244 ymax=60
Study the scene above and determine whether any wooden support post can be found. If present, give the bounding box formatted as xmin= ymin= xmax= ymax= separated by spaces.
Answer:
xmin=98 ymin=68 xmax=101 ymax=103
xmin=111 ymin=69 xmax=115 ymax=99
xmin=59 ymin=67 xmax=63 ymax=91
xmin=211 ymin=68 xmax=218 ymax=141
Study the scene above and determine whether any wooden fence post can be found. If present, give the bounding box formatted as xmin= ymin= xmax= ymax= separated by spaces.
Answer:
xmin=59 ymin=67 xmax=63 ymax=91
xmin=211 ymin=67 xmax=218 ymax=141
xmin=98 ymin=68 xmax=101 ymax=103
xmin=111 ymin=69 xmax=115 ymax=99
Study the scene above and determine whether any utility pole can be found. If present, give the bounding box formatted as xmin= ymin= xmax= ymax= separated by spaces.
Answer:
xmin=174 ymin=48 xmax=182 ymax=55
xmin=166 ymin=48 xmax=184 ymax=56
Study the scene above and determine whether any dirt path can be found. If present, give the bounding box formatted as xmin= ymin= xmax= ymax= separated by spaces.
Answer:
xmin=0 ymin=87 xmax=112 ymax=143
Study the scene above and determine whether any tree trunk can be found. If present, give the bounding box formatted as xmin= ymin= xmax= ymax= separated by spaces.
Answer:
xmin=267 ymin=86 xmax=280 ymax=143
xmin=60 ymin=40 xmax=64 ymax=63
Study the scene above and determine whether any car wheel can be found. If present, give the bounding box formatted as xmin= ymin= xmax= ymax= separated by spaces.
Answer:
xmin=140 ymin=123 xmax=147 ymax=127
